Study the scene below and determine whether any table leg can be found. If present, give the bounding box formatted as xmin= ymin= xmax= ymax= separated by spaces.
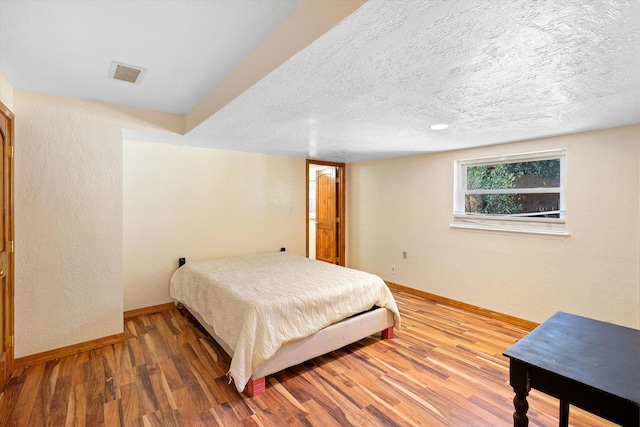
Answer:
xmin=513 ymin=390 xmax=530 ymax=427
xmin=559 ymin=400 xmax=570 ymax=427
xmin=509 ymin=360 xmax=531 ymax=427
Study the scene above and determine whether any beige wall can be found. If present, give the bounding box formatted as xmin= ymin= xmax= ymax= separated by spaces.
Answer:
xmin=12 ymin=87 xmax=306 ymax=357
xmin=347 ymin=125 xmax=640 ymax=328
xmin=13 ymin=90 xmax=182 ymax=357
xmin=123 ymin=140 xmax=306 ymax=311
xmin=0 ymin=72 xmax=13 ymax=111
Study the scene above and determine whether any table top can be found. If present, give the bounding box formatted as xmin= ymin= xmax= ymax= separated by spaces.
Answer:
xmin=503 ymin=311 xmax=640 ymax=404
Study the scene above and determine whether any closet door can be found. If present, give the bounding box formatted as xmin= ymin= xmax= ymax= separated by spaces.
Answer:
xmin=0 ymin=103 xmax=14 ymax=389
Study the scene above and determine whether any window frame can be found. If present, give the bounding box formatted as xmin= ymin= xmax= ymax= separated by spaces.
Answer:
xmin=452 ymin=149 xmax=569 ymax=237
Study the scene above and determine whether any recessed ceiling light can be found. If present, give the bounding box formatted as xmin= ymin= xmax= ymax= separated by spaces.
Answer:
xmin=430 ymin=123 xmax=449 ymax=130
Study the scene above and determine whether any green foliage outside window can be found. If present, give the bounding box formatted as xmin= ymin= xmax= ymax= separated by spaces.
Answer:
xmin=465 ymin=160 xmax=561 ymax=217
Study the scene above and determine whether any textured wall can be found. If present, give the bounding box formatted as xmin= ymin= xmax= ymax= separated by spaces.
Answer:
xmin=347 ymin=125 xmax=640 ymax=328
xmin=0 ymin=72 xmax=13 ymax=110
xmin=123 ymin=141 xmax=306 ymax=311
xmin=14 ymin=90 xmax=182 ymax=357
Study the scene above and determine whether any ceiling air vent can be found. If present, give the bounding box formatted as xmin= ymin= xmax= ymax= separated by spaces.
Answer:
xmin=108 ymin=61 xmax=146 ymax=84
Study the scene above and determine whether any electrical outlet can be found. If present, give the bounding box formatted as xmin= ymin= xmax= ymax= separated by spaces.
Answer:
xmin=402 ymin=251 xmax=408 ymax=259
xmin=391 ymin=265 xmax=397 ymax=274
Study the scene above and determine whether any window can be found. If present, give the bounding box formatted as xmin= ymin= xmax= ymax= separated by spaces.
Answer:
xmin=453 ymin=149 xmax=568 ymax=236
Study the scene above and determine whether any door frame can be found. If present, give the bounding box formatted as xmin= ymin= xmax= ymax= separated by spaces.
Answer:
xmin=0 ymin=100 xmax=14 ymax=389
xmin=306 ymin=159 xmax=346 ymax=266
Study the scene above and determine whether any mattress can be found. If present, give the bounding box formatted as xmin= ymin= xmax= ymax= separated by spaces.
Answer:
xmin=169 ymin=252 xmax=401 ymax=392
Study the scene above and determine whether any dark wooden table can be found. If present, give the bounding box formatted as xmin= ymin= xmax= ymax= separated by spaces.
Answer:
xmin=503 ymin=311 xmax=640 ymax=427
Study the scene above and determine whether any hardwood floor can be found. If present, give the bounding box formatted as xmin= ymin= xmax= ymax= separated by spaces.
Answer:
xmin=0 ymin=289 xmax=616 ymax=426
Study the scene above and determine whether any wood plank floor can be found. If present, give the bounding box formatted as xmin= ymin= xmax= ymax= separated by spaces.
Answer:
xmin=0 ymin=289 xmax=617 ymax=426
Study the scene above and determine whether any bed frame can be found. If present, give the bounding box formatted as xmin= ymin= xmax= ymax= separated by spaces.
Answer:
xmin=184 ymin=303 xmax=395 ymax=396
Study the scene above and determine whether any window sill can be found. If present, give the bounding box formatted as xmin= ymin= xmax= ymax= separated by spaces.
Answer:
xmin=451 ymin=214 xmax=570 ymax=238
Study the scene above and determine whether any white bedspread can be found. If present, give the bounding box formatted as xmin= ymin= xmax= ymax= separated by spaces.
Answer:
xmin=169 ymin=252 xmax=400 ymax=392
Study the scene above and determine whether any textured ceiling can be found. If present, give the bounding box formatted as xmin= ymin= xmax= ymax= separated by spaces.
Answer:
xmin=186 ymin=0 xmax=640 ymax=162
xmin=1 ymin=0 xmax=639 ymax=162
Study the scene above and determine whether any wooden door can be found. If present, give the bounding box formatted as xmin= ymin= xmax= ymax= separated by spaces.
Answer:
xmin=315 ymin=167 xmax=338 ymax=264
xmin=0 ymin=103 xmax=14 ymax=389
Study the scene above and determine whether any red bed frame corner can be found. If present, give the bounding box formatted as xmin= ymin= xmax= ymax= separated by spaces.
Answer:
xmin=245 ymin=377 xmax=266 ymax=397
xmin=381 ymin=326 xmax=394 ymax=339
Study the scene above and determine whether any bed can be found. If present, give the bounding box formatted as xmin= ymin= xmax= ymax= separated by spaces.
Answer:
xmin=169 ymin=252 xmax=401 ymax=396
